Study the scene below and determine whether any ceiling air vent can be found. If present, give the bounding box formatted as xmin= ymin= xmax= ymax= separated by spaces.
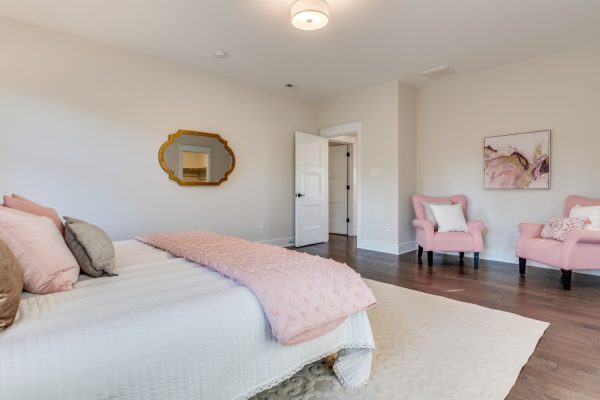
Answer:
xmin=421 ymin=65 xmax=455 ymax=80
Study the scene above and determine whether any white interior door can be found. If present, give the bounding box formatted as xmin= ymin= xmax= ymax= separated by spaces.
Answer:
xmin=329 ymin=144 xmax=348 ymax=235
xmin=295 ymin=132 xmax=328 ymax=247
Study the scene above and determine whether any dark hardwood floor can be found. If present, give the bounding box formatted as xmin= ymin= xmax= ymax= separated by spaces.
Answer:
xmin=296 ymin=234 xmax=600 ymax=400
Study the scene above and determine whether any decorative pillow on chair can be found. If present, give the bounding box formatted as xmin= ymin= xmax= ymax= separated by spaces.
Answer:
xmin=421 ymin=200 xmax=452 ymax=229
xmin=429 ymin=204 xmax=469 ymax=233
xmin=64 ymin=217 xmax=117 ymax=277
xmin=0 ymin=206 xmax=79 ymax=294
xmin=541 ymin=216 xmax=587 ymax=242
xmin=3 ymin=194 xmax=65 ymax=236
xmin=0 ymin=237 xmax=23 ymax=331
xmin=569 ymin=204 xmax=600 ymax=231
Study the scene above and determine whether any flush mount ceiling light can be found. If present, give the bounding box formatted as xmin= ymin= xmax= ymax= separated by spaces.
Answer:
xmin=213 ymin=51 xmax=229 ymax=59
xmin=291 ymin=0 xmax=330 ymax=31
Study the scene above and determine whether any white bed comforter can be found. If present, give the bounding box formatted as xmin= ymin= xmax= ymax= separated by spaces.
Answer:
xmin=0 ymin=240 xmax=375 ymax=400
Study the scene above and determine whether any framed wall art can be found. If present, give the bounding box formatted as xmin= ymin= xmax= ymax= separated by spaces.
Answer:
xmin=484 ymin=130 xmax=550 ymax=189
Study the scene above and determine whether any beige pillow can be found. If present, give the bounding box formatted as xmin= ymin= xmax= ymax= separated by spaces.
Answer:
xmin=64 ymin=217 xmax=116 ymax=277
xmin=0 ymin=237 xmax=23 ymax=331
xmin=421 ymin=200 xmax=452 ymax=229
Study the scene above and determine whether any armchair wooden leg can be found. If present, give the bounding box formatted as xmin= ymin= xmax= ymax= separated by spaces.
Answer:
xmin=562 ymin=270 xmax=572 ymax=290
xmin=427 ymin=251 xmax=433 ymax=267
xmin=474 ymin=252 xmax=480 ymax=270
xmin=519 ymin=258 xmax=526 ymax=275
xmin=418 ymin=245 xmax=423 ymax=259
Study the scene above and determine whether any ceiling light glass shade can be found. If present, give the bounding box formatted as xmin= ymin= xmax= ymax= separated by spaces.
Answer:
xmin=291 ymin=0 xmax=330 ymax=31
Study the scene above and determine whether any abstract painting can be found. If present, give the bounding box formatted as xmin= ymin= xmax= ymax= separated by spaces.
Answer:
xmin=484 ymin=130 xmax=550 ymax=189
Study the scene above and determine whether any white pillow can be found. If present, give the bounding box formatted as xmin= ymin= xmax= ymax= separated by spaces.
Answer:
xmin=569 ymin=204 xmax=600 ymax=231
xmin=420 ymin=200 xmax=452 ymax=229
xmin=429 ymin=204 xmax=469 ymax=233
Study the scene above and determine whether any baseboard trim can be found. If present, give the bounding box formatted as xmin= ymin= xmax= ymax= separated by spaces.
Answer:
xmin=260 ymin=237 xmax=294 ymax=247
xmin=398 ymin=240 xmax=417 ymax=255
xmin=357 ymin=239 xmax=400 ymax=255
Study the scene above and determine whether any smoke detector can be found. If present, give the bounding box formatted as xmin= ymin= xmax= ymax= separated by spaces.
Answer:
xmin=421 ymin=65 xmax=455 ymax=80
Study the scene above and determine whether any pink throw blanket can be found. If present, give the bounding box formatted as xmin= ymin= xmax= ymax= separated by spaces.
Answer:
xmin=137 ymin=231 xmax=377 ymax=345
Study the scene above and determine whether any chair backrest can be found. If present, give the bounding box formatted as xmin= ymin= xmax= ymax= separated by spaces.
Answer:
xmin=564 ymin=195 xmax=600 ymax=217
xmin=412 ymin=194 xmax=468 ymax=220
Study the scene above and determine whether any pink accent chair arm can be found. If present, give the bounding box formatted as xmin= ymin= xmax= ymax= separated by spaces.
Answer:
xmin=412 ymin=218 xmax=434 ymax=231
xmin=518 ymin=223 xmax=544 ymax=239
xmin=572 ymin=230 xmax=600 ymax=245
xmin=467 ymin=220 xmax=485 ymax=251
xmin=516 ymin=223 xmax=544 ymax=258
xmin=412 ymin=219 xmax=435 ymax=249
xmin=560 ymin=230 xmax=600 ymax=268
xmin=468 ymin=220 xmax=485 ymax=235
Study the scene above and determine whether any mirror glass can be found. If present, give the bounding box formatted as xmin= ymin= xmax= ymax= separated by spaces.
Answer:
xmin=159 ymin=130 xmax=235 ymax=186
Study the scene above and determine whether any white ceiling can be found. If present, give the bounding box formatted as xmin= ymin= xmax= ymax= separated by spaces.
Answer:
xmin=2 ymin=0 xmax=600 ymax=99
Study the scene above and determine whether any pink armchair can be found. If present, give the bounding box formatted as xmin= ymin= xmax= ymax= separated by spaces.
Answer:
xmin=517 ymin=195 xmax=600 ymax=290
xmin=412 ymin=194 xmax=485 ymax=269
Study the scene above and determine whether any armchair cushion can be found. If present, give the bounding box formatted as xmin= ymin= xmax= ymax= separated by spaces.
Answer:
xmin=434 ymin=232 xmax=482 ymax=252
xmin=519 ymin=238 xmax=563 ymax=266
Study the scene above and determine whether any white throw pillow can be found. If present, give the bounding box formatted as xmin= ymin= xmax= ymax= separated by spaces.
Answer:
xmin=420 ymin=200 xmax=452 ymax=229
xmin=429 ymin=204 xmax=469 ymax=233
xmin=569 ymin=204 xmax=600 ymax=231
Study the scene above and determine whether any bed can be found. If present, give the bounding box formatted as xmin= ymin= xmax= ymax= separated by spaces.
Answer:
xmin=0 ymin=240 xmax=375 ymax=400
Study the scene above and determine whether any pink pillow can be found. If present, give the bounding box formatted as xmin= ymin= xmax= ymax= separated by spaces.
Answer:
xmin=541 ymin=215 xmax=587 ymax=242
xmin=0 ymin=206 xmax=79 ymax=294
xmin=3 ymin=194 xmax=65 ymax=236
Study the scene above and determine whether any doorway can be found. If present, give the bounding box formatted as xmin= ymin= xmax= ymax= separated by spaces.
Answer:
xmin=178 ymin=145 xmax=211 ymax=183
xmin=328 ymin=134 xmax=357 ymax=237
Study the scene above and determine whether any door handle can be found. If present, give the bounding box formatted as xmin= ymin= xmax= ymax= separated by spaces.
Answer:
xmin=296 ymin=193 xmax=305 ymax=197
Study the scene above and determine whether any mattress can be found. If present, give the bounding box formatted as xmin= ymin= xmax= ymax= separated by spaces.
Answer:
xmin=0 ymin=240 xmax=375 ymax=400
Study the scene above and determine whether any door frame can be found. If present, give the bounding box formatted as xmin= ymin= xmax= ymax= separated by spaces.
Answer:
xmin=319 ymin=121 xmax=362 ymax=241
xmin=178 ymin=145 xmax=212 ymax=182
xmin=327 ymin=142 xmax=350 ymax=235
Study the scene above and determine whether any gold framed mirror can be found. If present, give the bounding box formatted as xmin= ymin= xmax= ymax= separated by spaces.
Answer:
xmin=158 ymin=130 xmax=236 ymax=186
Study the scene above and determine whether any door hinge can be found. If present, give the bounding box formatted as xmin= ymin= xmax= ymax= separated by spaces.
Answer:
xmin=347 ymin=152 xmax=350 ymax=157
xmin=346 ymin=185 xmax=350 ymax=190
xmin=346 ymin=218 xmax=350 ymax=223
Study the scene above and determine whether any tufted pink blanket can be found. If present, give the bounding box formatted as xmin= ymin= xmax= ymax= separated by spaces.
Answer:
xmin=137 ymin=231 xmax=377 ymax=345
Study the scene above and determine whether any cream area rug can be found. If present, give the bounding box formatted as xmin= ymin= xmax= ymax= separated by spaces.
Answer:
xmin=252 ymin=279 xmax=549 ymax=400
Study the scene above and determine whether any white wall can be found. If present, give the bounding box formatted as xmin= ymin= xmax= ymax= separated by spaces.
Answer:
xmin=417 ymin=41 xmax=600 ymax=267
xmin=398 ymin=83 xmax=418 ymax=252
xmin=318 ymin=81 xmax=417 ymax=254
xmin=0 ymin=17 xmax=317 ymax=243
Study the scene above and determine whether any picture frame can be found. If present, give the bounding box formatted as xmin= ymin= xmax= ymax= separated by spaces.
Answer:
xmin=483 ymin=130 xmax=551 ymax=189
